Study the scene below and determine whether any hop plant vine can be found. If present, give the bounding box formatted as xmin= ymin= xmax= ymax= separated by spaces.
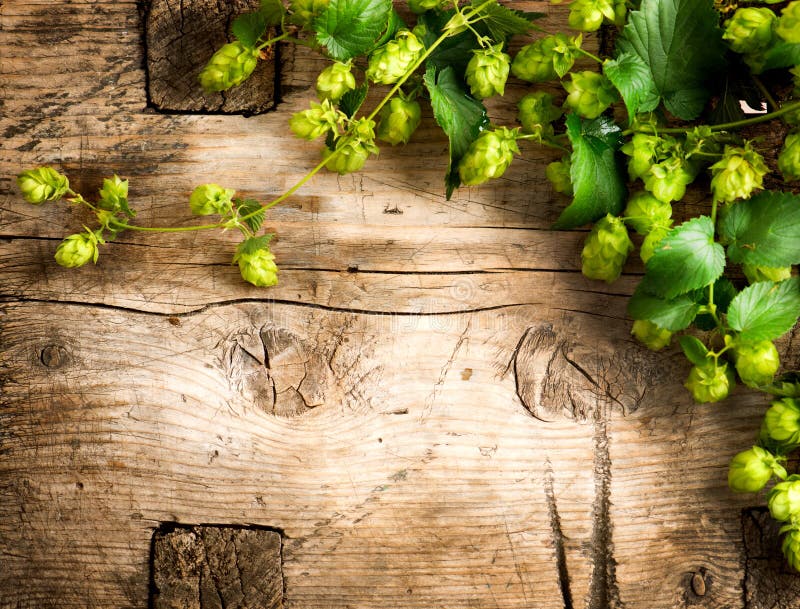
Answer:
xmin=15 ymin=0 xmax=800 ymax=570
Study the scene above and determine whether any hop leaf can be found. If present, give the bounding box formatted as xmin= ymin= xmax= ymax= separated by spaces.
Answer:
xmin=17 ymin=167 xmax=69 ymax=204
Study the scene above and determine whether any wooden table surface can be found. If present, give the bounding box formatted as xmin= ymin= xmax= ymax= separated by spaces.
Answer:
xmin=1 ymin=1 xmax=797 ymax=607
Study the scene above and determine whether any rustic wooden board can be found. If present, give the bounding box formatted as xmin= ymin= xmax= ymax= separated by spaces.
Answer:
xmin=0 ymin=1 xmax=795 ymax=608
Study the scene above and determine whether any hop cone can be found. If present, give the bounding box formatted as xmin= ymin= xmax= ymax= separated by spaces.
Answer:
xmin=777 ymin=1 xmax=800 ymax=43
xmin=631 ymin=319 xmax=672 ymax=351
xmin=768 ymin=474 xmax=800 ymax=522
xmin=623 ymin=191 xmax=672 ymax=235
xmin=234 ymin=239 xmax=279 ymax=287
xmin=729 ymin=446 xmax=785 ymax=493
xmin=781 ymin=524 xmax=800 ymax=572
xmin=778 ymin=132 xmax=800 ymax=182
xmin=764 ymin=398 xmax=800 ymax=447
xmin=189 ymin=184 xmax=235 ymax=216
xmin=458 ymin=127 xmax=520 ymax=186
xmin=563 ymin=70 xmax=618 ymax=119
xmin=518 ymin=91 xmax=561 ymax=139
xmin=465 ymin=45 xmax=510 ymax=99
xmin=734 ymin=339 xmax=780 ymax=388
xmin=684 ymin=361 xmax=734 ymax=403
xmin=580 ymin=214 xmax=633 ymax=283
xmin=377 ymin=98 xmax=421 ymax=146
xmin=511 ymin=35 xmax=571 ymax=83
xmin=199 ymin=42 xmax=259 ymax=92
xmin=17 ymin=167 xmax=69 ymax=204
xmin=55 ymin=233 xmax=98 ymax=268
xmin=710 ymin=143 xmax=768 ymax=203
xmin=316 ymin=62 xmax=356 ymax=102
xmin=546 ymin=158 xmax=573 ymax=195
xmin=640 ymin=224 xmax=671 ymax=264
xmin=366 ymin=31 xmax=424 ymax=85
xmin=723 ymin=7 xmax=777 ymax=54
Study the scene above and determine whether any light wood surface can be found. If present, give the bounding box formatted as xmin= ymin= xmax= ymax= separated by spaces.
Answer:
xmin=0 ymin=1 xmax=794 ymax=608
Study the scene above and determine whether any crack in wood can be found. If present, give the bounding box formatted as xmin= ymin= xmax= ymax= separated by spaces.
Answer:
xmin=544 ymin=460 xmax=574 ymax=609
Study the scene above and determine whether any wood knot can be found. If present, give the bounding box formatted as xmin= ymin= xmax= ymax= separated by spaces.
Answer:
xmin=512 ymin=324 xmax=676 ymax=422
xmin=39 ymin=344 xmax=70 ymax=369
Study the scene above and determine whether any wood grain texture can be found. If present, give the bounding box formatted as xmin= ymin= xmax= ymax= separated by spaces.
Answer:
xmin=0 ymin=1 xmax=793 ymax=608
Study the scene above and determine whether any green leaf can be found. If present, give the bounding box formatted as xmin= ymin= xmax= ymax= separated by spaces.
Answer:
xmin=469 ymin=0 xmax=540 ymax=42
xmin=616 ymin=0 xmax=727 ymax=120
xmin=418 ymin=10 xmax=478 ymax=79
xmin=260 ymin=0 xmax=286 ymax=26
xmin=761 ymin=372 xmax=800 ymax=397
xmin=728 ymin=277 xmax=800 ymax=342
xmin=678 ymin=335 xmax=710 ymax=367
xmin=627 ymin=288 xmax=700 ymax=331
xmin=235 ymin=198 xmax=266 ymax=233
xmin=553 ymin=114 xmax=627 ymax=229
xmin=339 ymin=83 xmax=369 ymax=118
xmin=314 ymin=0 xmax=393 ymax=61
xmin=762 ymin=40 xmax=800 ymax=72
xmin=424 ymin=65 xmax=489 ymax=199
xmin=369 ymin=9 xmax=405 ymax=52
xmin=233 ymin=12 xmax=269 ymax=48
xmin=639 ymin=216 xmax=726 ymax=299
xmin=603 ymin=52 xmax=659 ymax=123
xmin=720 ymin=191 xmax=800 ymax=267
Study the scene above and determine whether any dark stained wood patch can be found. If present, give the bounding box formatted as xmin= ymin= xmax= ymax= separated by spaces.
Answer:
xmin=145 ymin=0 xmax=278 ymax=114
xmin=742 ymin=508 xmax=800 ymax=609
xmin=151 ymin=524 xmax=283 ymax=609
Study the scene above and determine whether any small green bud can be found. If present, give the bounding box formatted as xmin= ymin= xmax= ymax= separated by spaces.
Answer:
xmin=517 ymin=91 xmax=562 ymax=139
xmin=98 ymin=175 xmax=129 ymax=212
xmin=733 ymin=339 xmax=780 ymax=388
xmin=289 ymin=99 xmax=345 ymax=140
xmin=623 ymin=191 xmax=672 ymax=235
xmin=366 ymin=30 xmax=424 ymax=85
xmin=316 ymin=62 xmax=356 ymax=102
xmin=189 ymin=184 xmax=235 ymax=216
xmin=778 ymin=132 xmax=800 ymax=182
xmin=642 ymin=160 xmax=694 ymax=204
xmin=563 ymin=70 xmax=618 ymax=119
xmin=55 ymin=233 xmax=98 ymax=268
xmin=408 ymin=0 xmax=446 ymax=13
xmin=581 ymin=214 xmax=633 ymax=283
xmin=199 ymin=42 xmax=260 ymax=92
xmin=777 ymin=1 xmax=800 ymax=43
xmin=710 ymin=143 xmax=768 ymax=203
xmin=17 ymin=167 xmax=69 ymax=204
xmin=640 ymin=224 xmax=671 ymax=264
xmin=768 ymin=474 xmax=800 ymax=522
xmin=631 ymin=319 xmax=672 ymax=351
xmin=465 ymin=44 xmax=511 ymax=99
xmin=782 ymin=524 xmax=800 ymax=572
xmin=743 ymin=264 xmax=793 ymax=284
xmin=289 ymin=0 xmax=329 ymax=27
xmin=323 ymin=139 xmax=375 ymax=175
xmin=546 ymin=158 xmax=573 ymax=195
xmin=684 ymin=361 xmax=734 ymax=403
xmin=728 ymin=446 xmax=785 ymax=493
xmin=458 ymin=127 xmax=521 ymax=186
xmin=764 ymin=398 xmax=800 ymax=446
xmin=377 ymin=97 xmax=422 ymax=146
xmin=235 ymin=243 xmax=279 ymax=287
xmin=511 ymin=35 xmax=573 ymax=83
xmin=723 ymin=7 xmax=777 ymax=54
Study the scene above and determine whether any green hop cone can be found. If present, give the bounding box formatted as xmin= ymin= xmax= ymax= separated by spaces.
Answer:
xmin=546 ymin=158 xmax=573 ymax=195
xmin=684 ymin=361 xmax=734 ymax=403
xmin=765 ymin=398 xmax=800 ymax=446
xmin=768 ymin=474 xmax=800 ymax=522
xmin=366 ymin=30 xmax=424 ymax=85
xmin=199 ymin=42 xmax=259 ymax=93
xmin=511 ymin=34 xmax=573 ymax=83
xmin=458 ymin=127 xmax=521 ymax=186
xmin=234 ymin=237 xmax=279 ymax=287
xmin=98 ymin=174 xmax=130 ymax=214
xmin=710 ymin=143 xmax=768 ymax=203
xmin=631 ymin=319 xmax=672 ymax=351
xmin=723 ymin=8 xmax=777 ymax=54
xmin=782 ymin=525 xmax=800 ymax=572
xmin=189 ymin=184 xmax=235 ymax=216
xmin=563 ymin=71 xmax=618 ymax=119
xmin=621 ymin=134 xmax=662 ymax=181
xmin=743 ymin=264 xmax=793 ymax=284
xmin=289 ymin=99 xmax=344 ymax=140
xmin=323 ymin=120 xmax=379 ymax=175
xmin=580 ymin=214 xmax=633 ymax=283
xmin=465 ymin=44 xmax=511 ymax=99
xmin=728 ymin=446 xmax=786 ymax=493
xmin=777 ymin=1 xmax=800 ymax=43
xmin=733 ymin=339 xmax=780 ymax=388
xmin=640 ymin=224 xmax=671 ymax=264
xmin=316 ymin=62 xmax=356 ymax=102
xmin=623 ymin=191 xmax=672 ymax=235
xmin=778 ymin=132 xmax=800 ymax=182
xmin=567 ymin=0 xmax=619 ymax=31
xmin=642 ymin=160 xmax=694 ymax=204
xmin=517 ymin=91 xmax=562 ymax=139
xmin=376 ymin=97 xmax=422 ymax=146
xmin=17 ymin=167 xmax=69 ymax=204
xmin=54 ymin=232 xmax=98 ymax=268
xmin=289 ymin=0 xmax=329 ymax=27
